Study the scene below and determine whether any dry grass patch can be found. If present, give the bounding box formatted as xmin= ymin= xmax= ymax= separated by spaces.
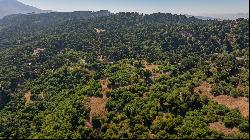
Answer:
xmin=143 ymin=62 xmax=160 ymax=72
xmin=97 ymin=55 xmax=107 ymax=62
xmin=213 ymin=96 xmax=249 ymax=118
xmin=100 ymin=79 xmax=111 ymax=95
xmin=85 ymin=97 xmax=108 ymax=128
xmin=143 ymin=61 xmax=171 ymax=80
xmin=89 ymin=97 xmax=107 ymax=117
xmin=143 ymin=61 xmax=167 ymax=80
xmin=237 ymin=85 xmax=249 ymax=94
xmin=38 ymin=92 xmax=45 ymax=100
xmin=95 ymin=28 xmax=106 ymax=33
xmin=84 ymin=121 xmax=93 ymax=129
xmin=85 ymin=79 xmax=110 ymax=128
xmin=24 ymin=91 xmax=32 ymax=105
xmin=32 ymin=48 xmax=45 ymax=56
xmin=194 ymin=82 xmax=213 ymax=98
xmin=194 ymin=82 xmax=249 ymax=117
xmin=209 ymin=121 xmax=240 ymax=136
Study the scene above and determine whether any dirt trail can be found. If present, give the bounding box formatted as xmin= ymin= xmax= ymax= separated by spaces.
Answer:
xmin=194 ymin=82 xmax=249 ymax=118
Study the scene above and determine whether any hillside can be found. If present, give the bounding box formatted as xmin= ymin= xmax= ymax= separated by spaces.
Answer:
xmin=0 ymin=0 xmax=50 ymax=18
xmin=0 ymin=12 xmax=249 ymax=139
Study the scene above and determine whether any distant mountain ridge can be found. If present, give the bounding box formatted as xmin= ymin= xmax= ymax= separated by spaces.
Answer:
xmin=185 ymin=14 xmax=220 ymax=20
xmin=192 ymin=13 xmax=249 ymax=20
xmin=0 ymin=0 xmax=50 ymax=18
xmin=210 ymin=13 xmax=249 ymax=20
xmin=0 ymin=0 xmax=248 ymax=20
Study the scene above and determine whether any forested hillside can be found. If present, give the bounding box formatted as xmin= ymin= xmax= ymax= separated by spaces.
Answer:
xmin=0 ymin=11 xmax=249 ymax=139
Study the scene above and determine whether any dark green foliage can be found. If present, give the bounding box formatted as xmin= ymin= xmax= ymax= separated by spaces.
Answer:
xmin=223 ymin=110 xmax=243 ymax=128
xmin=239 ymin=121 xmax=249 ymax=133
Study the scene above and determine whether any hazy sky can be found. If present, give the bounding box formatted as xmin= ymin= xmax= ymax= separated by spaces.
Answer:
xmin=18 ymin=0 xmax=249 ymax=15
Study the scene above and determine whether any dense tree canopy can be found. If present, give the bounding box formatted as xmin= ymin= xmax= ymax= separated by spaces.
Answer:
xmin=0 ymin=11 xmax=249 ymax=139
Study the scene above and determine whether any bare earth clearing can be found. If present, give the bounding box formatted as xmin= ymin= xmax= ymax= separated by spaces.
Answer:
xmin=194 ymin=82 xmax=249 ymax=118
xmin=143 ymin=62 xmax=170 ymax=79
xmin=85 ymin=79 xmax=110 ymax=128
xmin=24 ymin=91 xmax=32 ymax=105
xmin=143 ymin=63 xmax=160 ymax=72
xmin=95 ymin=28 xmax=106 ymax=33
xmin=194 ymin=82 xmax=249 ymax=135
xmin=209 ymin=121 xmax=240 ymax=136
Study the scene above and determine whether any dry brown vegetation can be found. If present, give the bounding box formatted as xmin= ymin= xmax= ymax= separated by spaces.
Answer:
xmin=84 ymin=121 xmax=93 ymax=128
xmin=97 ymin=55 xmax=107 ymax=62
xmin=194 ymin=82 xmax=249 ymax=117
xmin=24 ymin=91 xmax=32 ymax=105
xmin=89 ymin=97 xmax=108 ymax=118
xmin=143 ymin=61 xmax=160 ymax=72
xmin=32 ymin=48 xmax=45 ymax=56
xmin=237 ymin=85 xmax=249 ymax=95
xmin=38 ymin=92 xmax=45 ymax=100
xmin=213 ymin=96 xmax=249 ymax=118
xmin=209 ymin=121 xmax=240 ymax=136
xmin=85 ymin=79 xmax=110 ymax=128
xmin=95 ymin=28 xmax=106 ymax=33
xmin=100 ymin=79 xmax=111 ymax=95
xmin=143 ymin=62 xmax=171 ymax=80
xmin=85 ymin=96 xmax=108 ymax=128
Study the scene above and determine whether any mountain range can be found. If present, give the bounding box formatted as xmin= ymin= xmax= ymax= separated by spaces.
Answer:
xmin=185 ymin=13 xmax=249 ymax=20
xmin=0 ymin=0 xmax=249 ymax=20
xmin=209 ymin=13 xmax=249 ymax=20
xmin=196 ymin=13 xmax=249 ymax=20
xmin=0 ymin=0 xmax=50 ymax=18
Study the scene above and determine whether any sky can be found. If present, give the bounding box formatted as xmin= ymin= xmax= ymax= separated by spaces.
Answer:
xmin=18 ymin=0 xmax=249 ymax=16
